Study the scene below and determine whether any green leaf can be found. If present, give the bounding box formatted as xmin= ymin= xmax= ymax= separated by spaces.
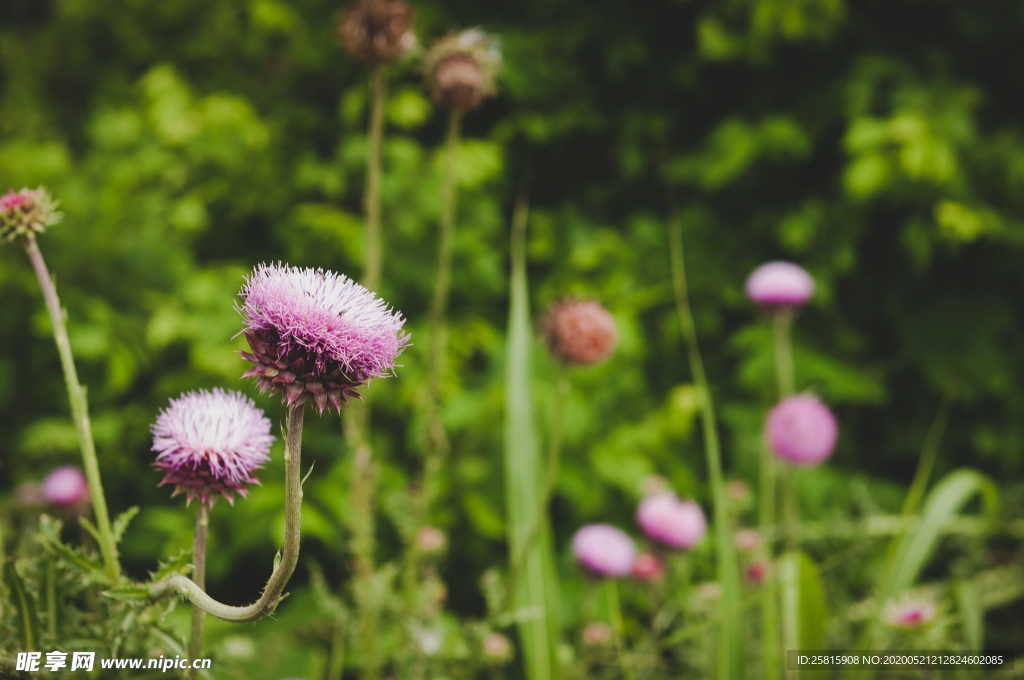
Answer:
xmin=778 ymin=550 xmax=827 ymax=652
xmin=5 ymin=562 xmax=41 ymax=650
xmin=504 ymin=202 xmax=559 ymax=680
xmin=149 ymin=548 xmax=193 ymax=582
xmin=37 ymin=515 xmax=106 ymax=579
xmin=78 ymin=516 xmax=103 ymax=545
xmin=112 ymin=506 xmax=140 ymax=543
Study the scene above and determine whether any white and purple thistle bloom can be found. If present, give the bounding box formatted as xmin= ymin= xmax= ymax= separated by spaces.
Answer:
xmin=745 ymin=261 xmax=814 ymax=309
xmin=41 ymin=466 xmax=89 ymax=508
xmin=1 ymin=187 xmax=61 ymax=242
xmin=636 ymin=492 xmax=707 ymax=550
xmin=766 ymin=394 xmax=838 ymax=466
xmin=151 ymin=388 xmax=274 ymax=506
xmin=572 ymin=524 xmax=636 ymax=577
xmin=238 ymin=263 xmax=408 ymax=414
xmin=884 ymin=596 xmax=937 ymax=628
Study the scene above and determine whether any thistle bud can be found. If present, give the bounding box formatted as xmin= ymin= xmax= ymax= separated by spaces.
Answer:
xmin=482 ymin=632 xmax=513 ymax=664
xmin=636 ymin=492 xmax=706 ymax=550
xmin=1 ymin=188 xmax=61 ymax=242
xmin=424 ymin=29 xmax=501 ymax=112
xmin=337 ymin=0 xmax=415 ymax=65
xmin=745 ymin=261 xmax=814 ymax=309
xmin=766 ymin=394 xmax=838 ymax=466
xmin=542 ymin=299 xmax=617 ymax=366
xmin=631 ymin=552 xmax=664 ymax=582
xmin=582 ymin=622 xmax=612 ymax=647
xmin=734 ymin=528 xmax=762 ymax=552
xmin=745 ymin=559 xmax=769 ymax=585
xmin=415 ymin=526 xmax=447 ymax=555
xmin=41 ymin=466 xmax=90 ymax=510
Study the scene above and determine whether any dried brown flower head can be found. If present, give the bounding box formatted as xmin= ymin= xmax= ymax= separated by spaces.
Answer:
xmin=337 ymin=0 xmax=415 ymax=65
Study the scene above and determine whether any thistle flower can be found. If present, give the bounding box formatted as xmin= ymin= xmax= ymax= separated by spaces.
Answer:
xmin=482 ymin=632 xmax=513 ymax=664
xmin=636 ymin=492 xmax=707 ymax=550
xmin=542 ymin=299 xmax=617 ymax=366
xmin=745 ymin=559 xmax=768 ymax=585
xmin=0 ymin=188 xmax=61 ymax=242
xmin=884 ymin=596 xmax=936 ymax=628
xmin=151 ymin=388 xmax=274 ymax=506
xmin=238 ymin=262 xmax=408 ymax=414
xmin=735 ymin=528 xmax=762 ymax=552
xmin=745 ymin=261 xmax=814 ymax=309
xmin=582 ymin=622 xmax=612 ymax=647
xmin=766 ymin=394 xmax=838 ymax=466
xmin=415 ymin=526 xmax=447 ymax=555
xmin=41 ymin=466 xmax=89 ymax=508
xmin=337 ymin=0 xmax=416 ymax=65
xmin=423 ymin=29 xmax=501 ymax=112
xmin=631 ymin=551 xmax=664 ymax=582
xmin=572 ymin=524 xmax=636 ymax=577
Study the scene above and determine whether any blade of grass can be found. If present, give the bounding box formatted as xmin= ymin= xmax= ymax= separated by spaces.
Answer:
xmin=504 ymin=193 xmax=558 ymax=680
xmin=5 ymin=562 xmax=40 ymax=650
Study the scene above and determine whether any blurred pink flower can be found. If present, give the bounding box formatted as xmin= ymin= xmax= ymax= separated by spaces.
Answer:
xmin=735 ymin=528 xmax=762 ymax=552
xmin=41 ymin=466 xmax=89 ymax=508
xmin=0 ymin=187 xmax=60 ymax=242
xmin=745 ymin=261 xmax=814 ymax=308
xmin=542 ymin=299 xmax=617 ymax=366
xmin=636 ymin=492 xmax=706 ymax=550
xmin=582 ymin=621 xmax=612 ymax=647
xmin=631 ymin=551 xmax=664 ymax=582
xmin=745 ymin=560 xmax=769 ymax=585
xmin=572 ymin=524 xmax=636 ymax=577
xmin=884 ymin=596 xmax=936 ymax=628
xmin=766 ymin=394 xmax=838 ymax=466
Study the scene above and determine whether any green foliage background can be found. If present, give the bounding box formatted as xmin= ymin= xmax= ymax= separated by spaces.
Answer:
xmin=2 ymin=0 xmax=1023 ymax=676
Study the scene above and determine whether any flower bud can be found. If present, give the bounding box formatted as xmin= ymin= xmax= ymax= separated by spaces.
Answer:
xmin=1 ymin=188 xmax=61 ymax=242
xmin=415 ymin=526 xmax=447 ymax=555
xmin=337 ymin=0 xmax=415 ymax=65
xmin=631 ymin=552 xmax=664 ymax=582
xmin=542 ymin=299 xmax=617 ymax=366
xmin=884 ymin=596 xmax=936 ymax=628
xmin=582 ymin=622 xmax=612 ymax=647
xmin=424 ymin=29 xmax=501 ymax=112
xmin=745 ymin=559 xmax=769 ymax=585
xmin=482 ymin=632 xmax=513 ymax=664
xmin=734 ymin=528 xmax=762 ymax=552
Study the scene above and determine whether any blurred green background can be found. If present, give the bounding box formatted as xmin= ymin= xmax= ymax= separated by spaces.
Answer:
xmin=2 ymin=0 xmax=1023 ymax=675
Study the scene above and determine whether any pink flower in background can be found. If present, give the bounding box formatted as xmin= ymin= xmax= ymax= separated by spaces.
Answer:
xmin=542 ymin=299 xmax=617 ymax=366
xmin=239 ymin=262 xmax=408 ymax=414
xmin=766 ymin=394 xmax=838 ymax=466
xmin=152 ymin=388 xmax=274 ymax=506
xmin=482 ymin=632 xmax=513 ymax=663
xmin=415 ymin=526 xmax=447 ymax=555
xmin=582 ymin=622 xmax=612 ymax=647
xmin=735 ymin=528 xmax=762 ymax=552
xmin=745 ymin=559 xmax=769 ymax=585
xmin=572 ymin=524 xmax=636 ymax=577
xmin=636 ymin=493 xmax=706 ymax=550
xmin=41 ymin=466 xmax=89 ymax=507
xmin=884 ymin=596 xmax=936 ymax=628
xmin=631 ymin=551 xmax=664 ymax=582
xmin=745 ymin=261 xmax=814 ymax=308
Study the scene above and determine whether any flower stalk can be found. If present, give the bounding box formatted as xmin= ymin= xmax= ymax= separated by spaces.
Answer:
xmin=24 ymin=235 xmax=120 ymax=582
xmin=148 ymin=405 xmax=305 ymax=621
xmin=667 ymin=213 xmax=740 ymax=679
xmin=188 ymin=504 xmax=209 ymax=679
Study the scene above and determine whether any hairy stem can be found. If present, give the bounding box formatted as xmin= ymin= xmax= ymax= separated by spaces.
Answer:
xmin=188 ymin=504 xmax=209 ymax=676
xmin=149 ymin=405 xmax=304 ymax=621
xmin=24 ymin=235 xmax=120 ymax=582
xmin=668 ymin=214 xmax=740 ymax=679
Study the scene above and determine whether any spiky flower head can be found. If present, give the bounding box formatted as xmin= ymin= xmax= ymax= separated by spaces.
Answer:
xmin=337 ymin=0 xmax=416 ymax=65
xmin=745 ymin=261 xmax=814 ymax=308
xmin=543 ymin=299 xmax=617 ymax=366
xmin=41 ymin=466 xmax=89 ymax=508
xmin=1 ymin=188 xmax=61 ymax=242
xmin=572 ymin=523 xmax=636 ymax=578
xmin=766 ymin=394 xmax=838 ymax=466
xmin=884 ymin=595 xmax=936 ymax=628
xmin=239 ymin=262 xmax=408 ymax=414
xmin=636 ymin=492 xmax=707 ymax=550
xmin=423 ymin=29 xmax=501 ymax=112
xmin=151 ymin=388 xmax=274 ymax=506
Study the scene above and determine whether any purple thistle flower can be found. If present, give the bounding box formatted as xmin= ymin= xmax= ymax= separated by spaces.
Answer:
xmin=766 ymin=394 xmax=838 ymax=466
xmin=572 ymin=524 xmax=636 ymax=577
xmin=1 ymin=187 xmax=61 ymax=242
xmin=745 ymin=261 xmax=814 ymax=308
xmin=884 ymin=596 xmax=936 ymax=628
xmin=41 ymin=466 xmax=89 ymax=507
xmin=238 ymin=262 xmax=408 ymax=414
xmin=151 ymin=388 xmax=274 ymax=506
xmin=636 ymin=492 xmax=707 ymax=550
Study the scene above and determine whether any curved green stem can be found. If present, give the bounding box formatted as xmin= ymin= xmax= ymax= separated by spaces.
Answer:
xmin=149 ymin=405 xmax=304 ymax=622
xmin=24 ymin=235 xmax=120 ymax=582
xmin=188 ymin=504 xmax=209 ymax=678
xmin=668 ymin=214 xmax=740 ymax=679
